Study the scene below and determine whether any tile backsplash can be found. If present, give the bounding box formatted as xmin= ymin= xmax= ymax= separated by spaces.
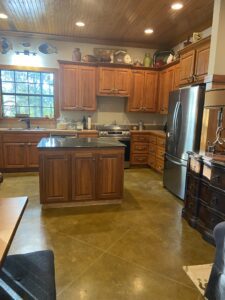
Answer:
xmin=61 ymin=97 xmax=167 ymax=126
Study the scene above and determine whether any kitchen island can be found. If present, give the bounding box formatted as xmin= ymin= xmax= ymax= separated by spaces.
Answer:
xmin=38 ymin=137 xmax=125 ymax=207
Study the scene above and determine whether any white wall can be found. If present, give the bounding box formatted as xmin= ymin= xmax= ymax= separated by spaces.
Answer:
xmin=0 ymin=35 xmax=166 ymax=127
xmin=0 ymin=36 xmax=155 ymax=68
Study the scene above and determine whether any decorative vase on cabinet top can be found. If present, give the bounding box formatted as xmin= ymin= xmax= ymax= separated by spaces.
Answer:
xmin=143 ymin=53 xmax=151 ymax=67
xmin=72 ymin=48 xmax=81 ymax=62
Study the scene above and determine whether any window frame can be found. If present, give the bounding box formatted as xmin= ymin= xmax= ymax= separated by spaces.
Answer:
xmin=0 ymin=64 xmax=59 ymax=121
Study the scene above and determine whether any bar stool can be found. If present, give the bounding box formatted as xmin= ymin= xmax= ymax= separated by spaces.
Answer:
xmin=0 ymin=250 xmax=56 ymax=300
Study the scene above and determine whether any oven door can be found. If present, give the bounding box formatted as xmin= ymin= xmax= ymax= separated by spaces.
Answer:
xmin=117 ymin=138 xmax=130 ymax=168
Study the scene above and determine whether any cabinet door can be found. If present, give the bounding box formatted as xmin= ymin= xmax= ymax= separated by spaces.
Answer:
xmin=179 ymin=50 xmax=195 ymax=85
xmin=114 ymin=69 xmax=131 ymax=96
xmin=96 ymin=151 xmax=123 ymax=200
xmin=72 ymin=152 xmax=96 ymax=201
xmin=0 ymin=135 xmax=3 ymax=169
xmin=128 ymin=71 xmax=144 ymax=112
xmin=78 ymin=66 xmax=96 ymax=110
xmin=194 ymin=42 xmax=210 ymax=82
xmin=159 ymin=67 xmax=175 ymax=114
xmin=173 ymin=63 xmax=180 ymax=90
xmin=27 ymin=143 xmax=39 ymax=167
xmin=3 ymin=143 xmax=26 ymax=168
xmin=98 ymin=68 xmax=115 ymax=95
xmin=143 ymin=71 xmax=158 ymax=112
xmin=40 ymin=153 xmax=70 ymax=203
xmin=60 ymin=64 xmax=79 ymax=110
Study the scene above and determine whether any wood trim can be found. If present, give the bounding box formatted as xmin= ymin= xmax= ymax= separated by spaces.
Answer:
xmin=204 ymin=74 xmax=225 ymax=91
xmin=58 ymin=60 xmax=180 ymax=71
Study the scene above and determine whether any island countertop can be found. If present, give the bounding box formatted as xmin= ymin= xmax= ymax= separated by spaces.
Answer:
xmin=37 ymin=137 xmax=126 ymax=149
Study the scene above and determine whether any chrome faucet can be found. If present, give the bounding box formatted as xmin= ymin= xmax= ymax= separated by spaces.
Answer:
xmin=20 ymin=117 xmax=31 ymax=129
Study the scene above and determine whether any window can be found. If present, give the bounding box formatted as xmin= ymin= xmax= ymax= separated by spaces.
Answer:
xmin=0 ymin=69 xmax=55 ymax=118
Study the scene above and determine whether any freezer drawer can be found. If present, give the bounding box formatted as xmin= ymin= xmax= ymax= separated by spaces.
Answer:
xmin=163 ymin=154 xmax=187 ymax=200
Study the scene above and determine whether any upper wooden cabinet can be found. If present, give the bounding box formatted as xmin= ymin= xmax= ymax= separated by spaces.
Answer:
xmin=59 ymin=63 xmax=96 ymax=111
xmin=158 ymin=65 xmax=177 ymax=114
xmin=128 ymin=70 xmax=158 ymax=112
xmin=179 ymin=37 xmax=210 ymax=85
xmin=97 ymin=67 xmax=131 ymax=96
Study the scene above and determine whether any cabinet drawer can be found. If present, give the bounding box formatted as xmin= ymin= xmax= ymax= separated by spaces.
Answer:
xmin=148 ymin=155 xmax=156 ymax=168
xmin=149 ymin=135 xmax=156 ymax=144
xmin=155 ymin=158 xmax=164 ymax=173
xmin=156 ymin=137 xmax=165 ymax=147
xmin=3 ymin=133 xmax=30 ymax=143
xmin=198 ymin=202 xmax=224 ymax=230
xmin=211 ymin=166 xmax=225 ymax=190
xmin=132 ymin=135 xmax=149 ymax=142
xmin=131 ymin=154 xmax=148 ymax=164
xmin=149 ymin=144 xmax=156 ymax=155
xmin=132 ymin=142 xmax=149 ymax=153
xmin=29 ymin=133 xmax=49 ymax=143
xmin=209 ymin=188 xmax=225 ymax=215
xmin=156 ymin=146 xmax=165 ymax=160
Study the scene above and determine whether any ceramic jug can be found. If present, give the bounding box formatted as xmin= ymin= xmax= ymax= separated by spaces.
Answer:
xmin=72 ymin=48 xmax=81 ymax=62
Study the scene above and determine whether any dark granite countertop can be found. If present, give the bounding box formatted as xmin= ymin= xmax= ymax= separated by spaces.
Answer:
xmin=37 ymin=137 xmax=126 ymax=148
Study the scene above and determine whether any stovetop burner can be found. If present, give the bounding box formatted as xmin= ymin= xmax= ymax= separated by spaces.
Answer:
xmin=97 ymin=124 xmax=130 ymax=138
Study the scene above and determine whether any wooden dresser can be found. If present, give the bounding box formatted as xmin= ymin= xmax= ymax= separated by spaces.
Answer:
xmin=183 ymin=152 xmax=225 ymax=244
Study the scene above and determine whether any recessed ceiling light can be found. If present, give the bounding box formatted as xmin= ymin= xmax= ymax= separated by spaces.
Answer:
xmin=171 ymin=2 xmax=183 ymax=10
xmin=144 ymin=28 xmax=154 ymax=34
xmin=76 ymin=21 xmax=85 ymax=27
xmin=0 ymin=13 xmax=8 ymax=19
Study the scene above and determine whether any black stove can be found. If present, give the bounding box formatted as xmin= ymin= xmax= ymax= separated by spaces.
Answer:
xmin=97 ymin=125 xmax=130 ymax=138
xmin=97 ymin=125 xmax=130 ymax=168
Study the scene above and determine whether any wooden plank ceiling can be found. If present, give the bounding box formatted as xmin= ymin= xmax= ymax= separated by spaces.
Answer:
xmin=0 ymin=0 xmax=214 ymax=49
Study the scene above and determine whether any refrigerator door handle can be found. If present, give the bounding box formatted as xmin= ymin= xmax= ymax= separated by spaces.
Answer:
xmin=165 ymin=155 xmax=186 ymax=167
xmin=172 ymin=102 xmax=180 ymax=133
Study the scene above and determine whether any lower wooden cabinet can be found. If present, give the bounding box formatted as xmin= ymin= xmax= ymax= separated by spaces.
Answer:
xmin=2 ymin=132 xmax=48 ymax=170
xmin=39 ymin=148 xmax=124 ymax=205
xmin=131 ymin=133 xmax=149 ymax=165
xmin=41 ymin=152 xmax=70 ymax=203
xmin=182 ymin=153 xmax=225 ymax=244
xmin=97 ymin=152 xmax=123 ymax=200
xmin=72 ymin=152 xmax=96 ymax=201
xmin=148 ymin=134 xmax=166 ymax=173
xmin=3 ymin=143 xmax=27 ymax=168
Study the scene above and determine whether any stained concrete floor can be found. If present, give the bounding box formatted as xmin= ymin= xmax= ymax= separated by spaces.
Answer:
xmin=0 ymin=168 xmax=214 ymax=299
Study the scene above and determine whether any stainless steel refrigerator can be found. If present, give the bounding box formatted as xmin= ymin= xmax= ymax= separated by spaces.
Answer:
xmin=163 ymin=85 xmax=205 ymax=199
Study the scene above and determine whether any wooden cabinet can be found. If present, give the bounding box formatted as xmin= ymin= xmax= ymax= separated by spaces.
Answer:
xmin=183 ymin=153 xmax=225 ymax=244
xmin=148 ymin=133 xmax=166 ymax=173
xmin=78 ymin=131 xmax=98 ymax=138
xmin=72 ymin=152 xmax=96 ymax=201
xmin=59 ymin=63 xmax=96 ymax=111
xmin=98 ymin=67 xmax=131 ymax=96
xmin=3 ymin=143 xmax=27 ymax=168
xmin=131 ymin=133 xmax=149 ymax=165
xmin=179 ymin=37 xmax=210 ymax=85
xmin=128 ymin=70 xmax=158 ymax=112
xmin=39 ymin=148 xmax=124 ymax=206
xmin=2 ymin=132 xmax=48 ymax=170
xmin=40 ymin=152 xmax=70 ymax=204
xmin=0 ymin=135 xmax=3 ymax=169
xmin=97 ymin=151 xmax=124 ymax=200
xmin=158 ymin=65 xmax=176 ymax=114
